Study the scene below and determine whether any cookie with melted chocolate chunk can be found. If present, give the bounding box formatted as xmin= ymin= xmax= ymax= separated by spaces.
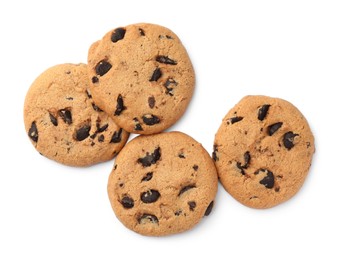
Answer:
xmin=24 ymin=63 xmax=129 ymax=166
xmin=213 ymin=95 xmax=315 ymax=209
xmin=107 ymin=131 xmax=217 ymax=236
xmin=87 ymin=23 xmax=195 ymax=134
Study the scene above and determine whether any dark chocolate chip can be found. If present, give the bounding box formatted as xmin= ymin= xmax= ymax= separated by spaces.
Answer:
xmin=92 ymin=103 xmax=103 ymax=112
xmin=49 ymin=113 xmax=58 ymax=126
xmin=188 ymin=201 xmax=196 ymax=211
xmin=164 ymin=78 xmax=177 ymax=96
xmin=138 ymin=28 xmax=145 ymax=36
xmin=212 ymin=144 xmax=219 ymax=161
xmin=268 ymin=122 xmax=283 ymax=136
xmin=156 ymin=55 xmax=177 ymax=65
xmin=193 ymin=165 xmax=199 ymax=171
xmin=97 ymin=123 xmax=108 ymax=133
xmin=228 ymin=116 xmax=243 ymax=124
xmin=92 ymin=76 xmax=99 ymax=83
xmin=28 ymin=121 xmax=38 ymax=142
xmin=138 ymin=214 xmax=158 ymax=224
xmin=111 ymin=27 xmax=126 ymax=43
xmin=283 ymin=131 xmax=299 ymax=150
xmin=255 ymin=169 xmax=275 ymax=189
xmin=258 ymin=104 xmax=270 ymax=121
xmin=133 ymin=118 xmax=143 ymax=131
xmin=204 ymin=201 xmax=214 ymax=216
xmin=149 ymin=68 xmax=162 ymax=82
xmin=58 ymin=108 xmax=72 ymax=124
xmin=243 ymin=151 xmax=251 ymax=169
xmin=137 ymin=147 xmax=161 ymax=167
xmin=178 ymin=185 xmax=196 ymax=196
xmin=66 ymin=97 xmax=73 ymax=100
xmin=140 ymin=189 xmax=161 ymax=203
xmin=121 ymin=196 xmax=134 ymax=209
xmin=236 ymin=162 xmax=246 ymax=175
xmin=98 ymin=134 xmax=104 ymax=142
xmin=114 ymin=94 xmax=126 ymax=116
xmin=110 ymin=128 xmax=123 ymax=143
xmin=142 ymin=114 xmax=160 ymax=125
xmin=175 ymin=210 xmax=182 ymax=216
xmin=275 ymin=187 xmax=280 ymax=192
xmin=95 ymin=60 xmax=112 ymax=76
xmin=75 ymin=124 xmax=91 ymax=141
xmin=90 ymin=133 xmax=97 ymax=139
xmin=148 ymin=96 xmax=155 ymax=108
xmin=141 ymin=172 xmax=153 ymax=182
xmin=178 ymin=153 xmax=185 ymax=159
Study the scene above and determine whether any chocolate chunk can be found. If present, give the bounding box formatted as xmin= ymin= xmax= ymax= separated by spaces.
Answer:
xmin=236 ymin=162 xmax=246 ymax=175
xmin=111 ymin=27 xmax=126 ymax=43
xmin=95 ymin=60 xmax=112 ymax=76
xmin=121 ymin=196 xmax=134 ymax=209
xmin=141 ymin=172 xmax=153 ymax=182
xmin=156 ymin=55 xmax=177 ymax=65
xmin=164 ymin=78 xmax=177 ymax=96
xmin=97 ymin=123 xmax=108 ymax=133
xmin=268 ymin=122 xmax=283 ymax=136
xmin=28 ymin=121 xmax=38 ymax=142
xmin=66 ymin=97 xmax=73 ymax=100
xmin=228 ymin=116 xmax=243 ymax=124
xmin=92 ymin=103 xmax=103 ymax=112
xmin=149 ymin=68 xmax=162 ymax=82
xmin=283 ymin=131 xmax=299 ymax=150
xmin=193 ymin=165 xmax=199 ymax=171
xmin=258 ymin=104 xmax=270 ymax=121
xmin=58 ymin=108 xmax=72 ymax=124
xmin=255 ymin=169 xmax=275 ymax=189
xmin=175 ymin=210 xmax=182 ymax=216
xmin=148 ymin=96 xmax=155 ymax=108
xmin=133 ymin=118 xmax=143 ymax=131
xmin=204 ymin=201 xmax=214 ymax=216
xmin=142 ymin=114 xmax=160 ymax=125
xmin=98 ymin=134 xmax=104 ymax=142
xmin=243 ymin=151 xmax=251 ymax=169
xmin=178 ymin=153 xmax=185 ymax=159
xmin=188 ymin=201 xmax=196 ymax=211
xmin=138 ymin=28 xmax=145 ymax=36
xmin=212 ymin=144 xmax=219 ymax=161
xmin=49 ymin=113 xmax=58 ymax=126
xmin=138 ymin=214 xmax=158 ymax=224
xmin=178 ymin=185 xmax=196 ymax=196
xmin=75 ymin=124 xmax=91 ymax=141
xmin=92 ymin=76 xmax=99 ymax=83
xmin=114 ymin=94 xmax=126 ymax=116
xmin=110 ymin=128 xmax=123 ymax=143
xmin=137 ymin=147 xmax=161 ymax=167
xmin=141 ymin=189 xmax=161 ymax=203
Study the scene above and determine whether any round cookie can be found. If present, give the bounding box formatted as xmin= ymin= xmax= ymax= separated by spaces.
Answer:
xmin=24 ymin=63 xmax=129 ymax=167
xmin=107 ymin=131 xmax=218 ymax=236
xmin=87 ymin=23 xmax=195 ymax=134
xmin=213 ymin=95 xmax=315 ymax=209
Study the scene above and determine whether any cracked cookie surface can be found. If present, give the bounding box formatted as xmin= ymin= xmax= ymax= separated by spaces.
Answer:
xmin=107 ymin=131 xmax=218 ymax=236
xmin=24 ymin=63 xmax=129 ymax=166
xmin=87 ymin=23 xmax=195 ymax=134
xmin=213 ymin=95 xmax=315 ymax=208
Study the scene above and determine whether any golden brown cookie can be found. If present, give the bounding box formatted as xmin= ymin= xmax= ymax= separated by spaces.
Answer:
xmin=87 ymin=23 xmax=195 ymax=134
xmin=24 ymin=63 xmax=129 ymax=167
xmin=213 ymin=95 xmax=315 ymax=209
xmin=107 ymin=132 xmax=218 ymax=236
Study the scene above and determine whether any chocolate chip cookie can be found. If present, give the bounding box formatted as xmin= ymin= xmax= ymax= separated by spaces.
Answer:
xmin=107 ymin=131 xmax=218 ymax=236
xmin=87 ymin=23 xmax=195 ymax=134
xmin=24 ymin=63 xmax=129 ymax=166
xmin=213 ymin=95 xmax=315 ymax=209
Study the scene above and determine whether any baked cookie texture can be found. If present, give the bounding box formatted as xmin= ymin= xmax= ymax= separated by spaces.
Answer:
xmin=87 ymin=23 xmax=195 ymax=135
xmin=107 ymin=131 xmax=218 ymax=236
xmin=24 ymin=63 xmax=129 ymax=167
xmin=213 ymin=95 xmax=315 ymax=209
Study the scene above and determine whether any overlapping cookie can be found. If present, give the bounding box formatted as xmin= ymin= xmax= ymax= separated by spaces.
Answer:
xmin=87 ymin=23 xmax=195 ymax=134
xmin=107 ymin=131 xmax=218 ymax=236
xmin=213 ymin=96 xmax=315 ymax=208
xmin=24 ymin=63 xmax=129 ymax=166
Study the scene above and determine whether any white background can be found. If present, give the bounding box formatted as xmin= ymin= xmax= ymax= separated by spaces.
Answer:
xmin=1 ymin=0 xmax=338 ymax=259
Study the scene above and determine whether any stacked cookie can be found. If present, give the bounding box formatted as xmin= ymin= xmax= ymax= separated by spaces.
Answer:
xmin=24 ymin=23 xmax=315 ymax=237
